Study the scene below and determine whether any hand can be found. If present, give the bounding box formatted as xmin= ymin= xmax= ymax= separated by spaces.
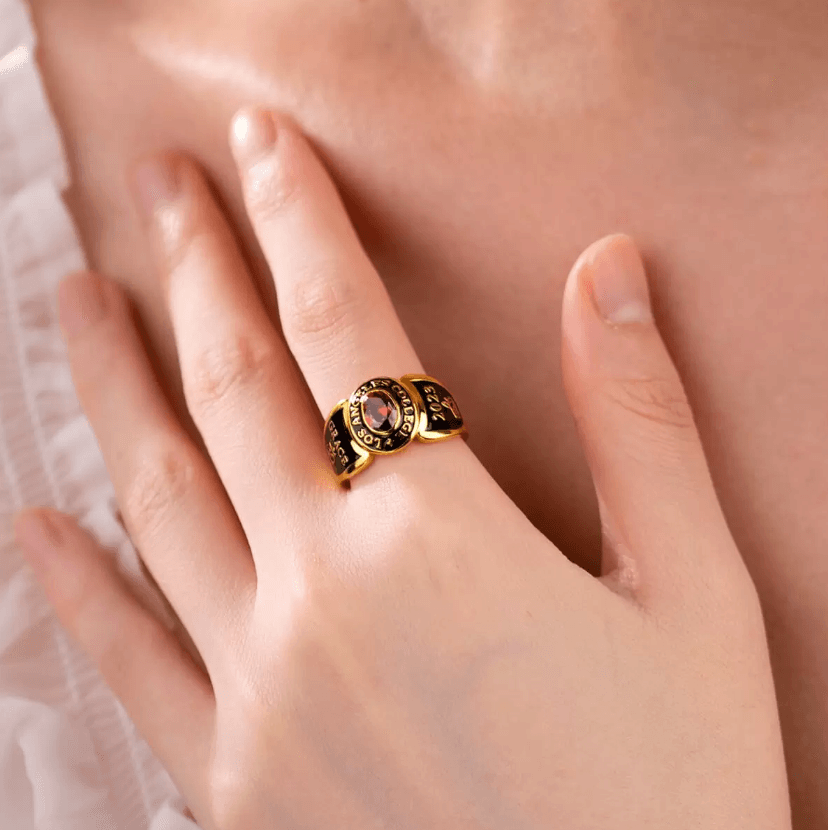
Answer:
xmin=15 ymin=107 xmax=791 ymax=829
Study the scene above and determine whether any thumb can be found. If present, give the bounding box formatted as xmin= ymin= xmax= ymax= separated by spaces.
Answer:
xmin=561 ymin=233 xmax=746 ymax=605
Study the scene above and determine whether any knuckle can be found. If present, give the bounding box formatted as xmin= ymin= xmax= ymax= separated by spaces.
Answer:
xmin=90 ymin=612 xmax=162 ymax=686
xmin=284 ymin=267 xmax=361 ymax=343
xmin=184 ymin=332 xmax=278 ymax=417
xmin=57 ymin=556 xmax=154 ymax=684
xmin=667 ymin=539 xmax=767 ymax=648
xmin=69 ymin=295 xmax=133 ymax=390
xmin=704 ymin=555 xmax=766 ymax=635
xmin=210 ymin=764 xmax=260 ymax=830
xmin=85 ymin=625 xmax=127 ymax=681
xmin=72 ymin=338 xmax=118 ymax=399
xmin=245 ymin=153 xmax=302 ymax=222
xmin=605 ymin=375 xmax=696 ymax=432
xmin=158 ymin=209 xmax=196 ymax=274
xmin=210 ymin=786 xmax=247 ymax=830
xmin=122 ymin=444 xmax=197 ymax=536
xmin=60 ymin=561 xmax=110 ymax=643
xmin=345 ymin=481 xmax=457 ymax=576
xmin=155 ymin=190 xmax=203 ymax=275
xmin=682 ymin=581 xmax=769 ymax=678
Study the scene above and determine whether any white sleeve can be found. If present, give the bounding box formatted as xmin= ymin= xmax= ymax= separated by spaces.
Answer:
xmin=0 ymin=2 xmax=197 ymax=827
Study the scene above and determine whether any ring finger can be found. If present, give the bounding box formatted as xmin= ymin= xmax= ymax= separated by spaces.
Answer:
xmin=229 ymin=108 xmax=473 ymax=485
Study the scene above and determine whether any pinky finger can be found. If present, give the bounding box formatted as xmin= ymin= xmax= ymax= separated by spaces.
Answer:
xmin=14 ymin=508 xmax=214 ymax=809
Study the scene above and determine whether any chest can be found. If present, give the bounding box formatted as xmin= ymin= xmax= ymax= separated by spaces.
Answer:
xmin=29 ymin=0 xmax=828 ymax=571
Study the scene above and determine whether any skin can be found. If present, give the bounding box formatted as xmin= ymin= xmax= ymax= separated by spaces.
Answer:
xmin=15 ymin=0 xmax=828 ymax=823
xmin=15 ymin=107 xmax=791 ymax=828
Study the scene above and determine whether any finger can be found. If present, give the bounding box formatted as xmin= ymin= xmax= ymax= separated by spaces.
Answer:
xmin=14 ymin=508 xmax=214 ymax=808
xmin=229 ymin=108 xmax=474 ymax=483
xmin=130 ymin=152 xmax=335 ymax=537
xmin=59 ymin=271 xmax=253 ymax=655
xmin=560 ymin=234 xmax=750 ymax=603
xmin=228 ymin=107 xmax=425 ymax=417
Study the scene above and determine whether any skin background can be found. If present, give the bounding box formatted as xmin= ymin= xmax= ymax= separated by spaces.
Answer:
xmin=21 ymin=0 xmax=828 ymax=825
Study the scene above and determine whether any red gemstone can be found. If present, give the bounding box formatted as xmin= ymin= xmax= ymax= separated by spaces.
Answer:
xmin=362 ymin=393 xmax=398 ymax=431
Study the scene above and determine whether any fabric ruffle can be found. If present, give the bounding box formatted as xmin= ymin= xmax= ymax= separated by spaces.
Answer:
xmin=0 ymin=2 xmax=199 ymax=827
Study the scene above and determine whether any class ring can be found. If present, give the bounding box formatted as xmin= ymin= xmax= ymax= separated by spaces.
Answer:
xmin=323 ymin=374 xmax=467 ymax=484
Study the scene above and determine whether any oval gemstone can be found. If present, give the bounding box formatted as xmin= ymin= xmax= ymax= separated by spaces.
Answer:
xmin=362 ymin=392 xmax=399 ymax=432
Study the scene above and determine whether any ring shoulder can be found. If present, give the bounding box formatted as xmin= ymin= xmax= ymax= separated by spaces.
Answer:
xmin=400 ymin=374 xmax=466 ymax=442
xmin=324 ymin=400 xmax=372 ymax=481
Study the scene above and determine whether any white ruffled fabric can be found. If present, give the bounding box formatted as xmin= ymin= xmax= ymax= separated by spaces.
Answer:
xmin=0 ymin=2 xmax=200 ymax=827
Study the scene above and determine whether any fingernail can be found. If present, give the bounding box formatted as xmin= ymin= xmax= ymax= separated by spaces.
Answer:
xmin=58 ymin=272 xmax=108 ymax=339
xmin=131 ymin=155 xmax=181 ymax=220
xmin=14 ymin=509 xmax=64 ymax=567
xmin=581 ymin=234 xmax=653 ymax=325
xmin=230 ymin=108 xmax=278 ymax=168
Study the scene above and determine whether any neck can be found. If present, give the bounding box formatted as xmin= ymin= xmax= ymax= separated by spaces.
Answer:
xmin=405 ymin=0 xmax=828 ymax=111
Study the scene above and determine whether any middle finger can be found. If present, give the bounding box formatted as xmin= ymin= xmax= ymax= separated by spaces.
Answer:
xmin=131 ymin=152 xmax=336 ymax=545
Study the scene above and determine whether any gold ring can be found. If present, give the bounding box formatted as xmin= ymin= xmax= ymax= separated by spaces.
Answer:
xmin=324 ymin=374 xmax=466 ymax=483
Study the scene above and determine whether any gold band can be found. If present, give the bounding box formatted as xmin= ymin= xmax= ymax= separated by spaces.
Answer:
xmin=324 ymin=374 xmax=466 ymax=483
